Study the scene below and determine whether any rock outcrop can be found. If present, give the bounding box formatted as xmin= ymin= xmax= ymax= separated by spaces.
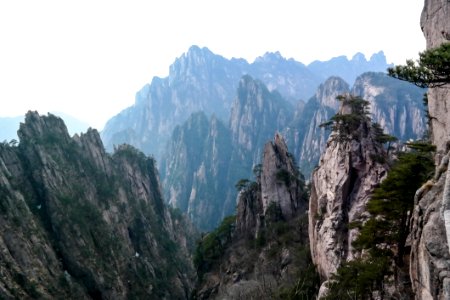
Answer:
xmin=260 ymin=133 xmax=306 ymax=218
xmin=308 ymin=98 xmax=389 ymax=293
xmin=0 ymin=112 xmax=196 ymax=299
xmin=410 ymin=153 xmax=450 ymax=299
xmin=409 ymin=0 xmax=450 ymax=298
xmin=194 ymin=134 xmax=315 ymax=299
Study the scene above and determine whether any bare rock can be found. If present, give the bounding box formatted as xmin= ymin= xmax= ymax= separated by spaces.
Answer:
xmin=421 ymin=0 xmax=450 ymax=152
xmin=261 ymin=133 xmax=306 ymax=219
xmin=308 ymin=100 xmax=388 ymax=287
xmin=408 ymin=1 xmax=450 ymax=299
xmin=410 ymin=152 xmax=450 ymax=299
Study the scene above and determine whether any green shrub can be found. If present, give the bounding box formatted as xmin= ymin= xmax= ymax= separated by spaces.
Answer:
xmin=194 ymin=215 xmax=236 ymax=277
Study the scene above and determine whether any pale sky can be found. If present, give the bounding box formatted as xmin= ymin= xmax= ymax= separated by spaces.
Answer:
xmin=0 ymin=0 xmax=425 ymax=130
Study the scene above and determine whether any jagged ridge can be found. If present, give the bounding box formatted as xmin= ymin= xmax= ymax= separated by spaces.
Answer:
xmin=0 ymin=112 xmax=196 ymax=299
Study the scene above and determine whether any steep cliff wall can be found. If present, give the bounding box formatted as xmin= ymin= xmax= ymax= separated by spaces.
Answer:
xmin=161 ymin=112 xmax=234 ymax=230
xmin=409 ymin=1 xmax=450 ymax=298
xmin=308 ymin=99 xmax=388 ymax=294
xmin=410 ymin=154 xmax=450 ymax=299
xmin=0 ymin=112 xmax=196 ymax=299
xmin=421 ymin=0 xmax=450 ymax=152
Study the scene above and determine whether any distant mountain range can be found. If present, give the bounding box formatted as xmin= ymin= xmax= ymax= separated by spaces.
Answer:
xmin=101 ymin=46 xmax=392 ymax=160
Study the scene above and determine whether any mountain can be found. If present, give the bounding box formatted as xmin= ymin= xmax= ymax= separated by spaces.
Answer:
xmin=0 ymin=113 xmax=89 ymax=142
xmin=194 ymin=134 xmax=317 ymax=299
xmin=101 ymin=46 xmax=392 ymax=160
xmin=249 ymin=51 xmax=322 ymax=102
xmin=308 ymin=51 xmax=392 ymax=86
xmin=0 ymin=111 xmax=196 ymax=299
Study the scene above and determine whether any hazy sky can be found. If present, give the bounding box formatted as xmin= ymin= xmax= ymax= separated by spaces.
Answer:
xmin=0 ymin=0 xmax=425 ymax=130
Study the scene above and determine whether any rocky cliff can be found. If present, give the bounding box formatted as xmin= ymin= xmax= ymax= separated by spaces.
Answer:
xmin=409 ymin=0 xmax=450 ymax=298
xmin=161 ymin=112 xmax=234 ymax=231
xmin=230 ymin=75 xmax=294 ymax=167
xmin=308 ymin=97 xmax=389 ymax=294
xmin=194 ymin=134 xmax=316 ymax=299
xmin=421 ymin=0 xmax=450 ymax=153
xmin=0 ymin=112 xmax=196 ymax=299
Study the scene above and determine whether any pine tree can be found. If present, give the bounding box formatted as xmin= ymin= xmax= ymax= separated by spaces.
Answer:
xmin=388 ymin=43 xmax=450 ymax=88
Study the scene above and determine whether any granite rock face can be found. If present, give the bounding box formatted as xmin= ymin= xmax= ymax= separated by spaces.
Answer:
xmin=0 ymin=112 xmax=196 ymax=299
xmin=160 ymin=112 xmax=234 ymax=230
xmin=409 ymin=1 xmax=450 ymax=298
xmin=230 ymin=75 xmax=294 ymax=167
xmin=410 ymin=153 xmax=450 ymax=300
xmin=260 ymin=133 xmax=306 ymax=218
xmin=308 ymin=100 xmax=388 ymax=292
xmin=421 ymin=0 xmax=450 ymax=152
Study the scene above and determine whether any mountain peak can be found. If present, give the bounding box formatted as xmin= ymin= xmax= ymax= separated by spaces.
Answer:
xmin=257 ymin=51 xmax=284 ymax=62
xmin=315 ymin=76 xmax=350 ymax=109
xmin=18 ymin=111 xmax=71 ymax=145
xmin=351 ymin=52 xmax=367 ymax=62
xmin=369 ymin=50 xmax=387 ymax=65
xmin=186 ymin=45 xmax=214 ymax=57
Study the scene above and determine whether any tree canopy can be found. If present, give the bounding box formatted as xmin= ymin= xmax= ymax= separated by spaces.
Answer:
xmin=388 ymin=43 xmax=450 ymax=88
xmin=319 ymin=95 xmax=371 ymax=142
